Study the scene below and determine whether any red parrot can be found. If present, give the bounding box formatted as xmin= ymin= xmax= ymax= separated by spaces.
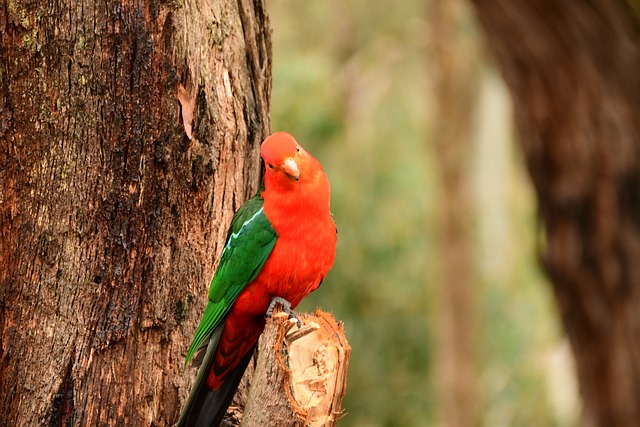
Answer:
xmin=176 ymin=132 xmax=337 ymax=426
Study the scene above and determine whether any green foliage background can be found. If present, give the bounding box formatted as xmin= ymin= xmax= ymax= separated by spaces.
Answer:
xmin=268 ymin=1 xmax=578 ymax=426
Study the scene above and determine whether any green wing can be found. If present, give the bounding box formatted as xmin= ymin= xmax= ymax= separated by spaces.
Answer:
xmin=185 ymin=195 xmax=277 ymax=366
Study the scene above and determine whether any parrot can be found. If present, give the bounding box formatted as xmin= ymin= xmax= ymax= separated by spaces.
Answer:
xmin=176 ymin=132 xmax=337 ymax=426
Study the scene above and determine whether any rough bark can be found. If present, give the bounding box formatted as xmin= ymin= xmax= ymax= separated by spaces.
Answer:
xmin=430 ymin=1 xmax=481 ymax=426
xmin=0 ymin=0 xmax=271 ymax=425
xmin=470 ymin=1 xmax=640 ymax=426
xmin=224 ymin=310 xmax=350 ymax=427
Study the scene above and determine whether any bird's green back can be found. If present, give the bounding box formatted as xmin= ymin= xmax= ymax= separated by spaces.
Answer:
xmin=185 ymin=195 xmax=277 ymax=366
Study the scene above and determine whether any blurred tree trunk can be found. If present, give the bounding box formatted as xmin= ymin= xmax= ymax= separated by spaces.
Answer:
xmin=0 ymin=0 xmax=271 ymax=425
xmin=430 ymin=1 xmax=481 ymax=426
xmin=471 ymin=1 xmax=640 ymax=426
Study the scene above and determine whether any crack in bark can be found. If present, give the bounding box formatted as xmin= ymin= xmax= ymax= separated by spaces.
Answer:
xmin=50 ymin=357 xmax=75 ymax=427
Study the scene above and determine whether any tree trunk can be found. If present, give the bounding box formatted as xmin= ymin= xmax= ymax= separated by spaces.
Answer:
xmin=0 ymin=0 xmax=271 ymax=425
xmin=430 ymin=0 xmax=481 ymax=426
xmin=470 ymin=1 xmax=640 ymax=425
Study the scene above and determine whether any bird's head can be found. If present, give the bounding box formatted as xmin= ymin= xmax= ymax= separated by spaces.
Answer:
xmin=260 ymin=132 xmax=330 ymax=211
xmin=261 ymin=132 xmax=313 ymax=185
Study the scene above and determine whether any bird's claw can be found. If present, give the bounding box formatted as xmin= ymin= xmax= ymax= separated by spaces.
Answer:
xmin=266 ymin=296 xmax=302 ymax=328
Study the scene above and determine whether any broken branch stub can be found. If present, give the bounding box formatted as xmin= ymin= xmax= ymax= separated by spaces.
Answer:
xmin=226 ymin=309 xmax=350 ymax=427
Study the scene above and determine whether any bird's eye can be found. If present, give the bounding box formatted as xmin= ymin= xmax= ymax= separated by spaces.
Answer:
xmin=296 ymin=146 xmax=301 ymax=153
xmin=267 ymin=163 xmax=275 ymax=170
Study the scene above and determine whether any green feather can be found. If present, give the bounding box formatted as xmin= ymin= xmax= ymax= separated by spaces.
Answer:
xmin=185 ymin=195 xmax=277 ymax=367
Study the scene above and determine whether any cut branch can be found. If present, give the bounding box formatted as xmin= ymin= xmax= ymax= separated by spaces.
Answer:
xmin=224 ymin=310 xmax=350 ymax=427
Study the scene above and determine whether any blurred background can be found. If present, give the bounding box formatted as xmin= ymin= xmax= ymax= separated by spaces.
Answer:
xmin=268 ymin=0 xmax=578 ymax=426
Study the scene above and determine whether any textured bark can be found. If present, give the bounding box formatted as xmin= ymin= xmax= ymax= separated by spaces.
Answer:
xmin=430 ymin=1 xmax=481 ymax=426
xmin=223 ymin=310 xmax=350 ymax=427
xmin=471 ymin=1 xmax=640 ymax=426
xmin=0 ymin=0 xmax=271 ymax=425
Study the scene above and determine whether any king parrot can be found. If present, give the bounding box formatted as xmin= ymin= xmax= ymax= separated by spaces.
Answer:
xmin=176 ymin=132 xmax=337 ymax=426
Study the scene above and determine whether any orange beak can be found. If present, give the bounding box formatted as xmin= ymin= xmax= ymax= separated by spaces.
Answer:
xmin=282 ymin=157 xmax=300 ymax=181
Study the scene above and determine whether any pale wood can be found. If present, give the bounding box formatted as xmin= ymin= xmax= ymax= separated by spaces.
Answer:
xmin=223 ymin=310 xmax=350 ymax=427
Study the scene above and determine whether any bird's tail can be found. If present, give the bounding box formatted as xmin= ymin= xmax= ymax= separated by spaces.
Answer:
xmin=176 ymin=325 xmax=256 ymax=427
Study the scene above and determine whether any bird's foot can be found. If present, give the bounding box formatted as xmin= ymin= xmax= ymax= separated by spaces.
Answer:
xmin=266 ymin=296 xmax=301 ymax=328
